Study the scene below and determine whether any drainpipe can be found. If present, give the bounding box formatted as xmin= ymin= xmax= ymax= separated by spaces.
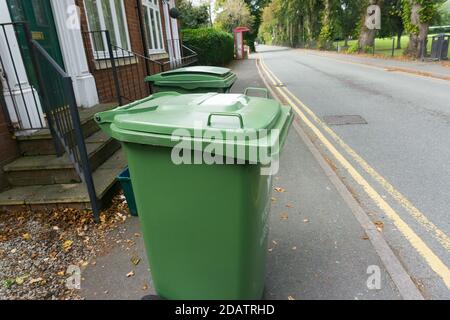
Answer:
xmin=135 ymin=0 xmax=151 ymax=76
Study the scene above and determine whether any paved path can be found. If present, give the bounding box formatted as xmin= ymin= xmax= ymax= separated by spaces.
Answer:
xmin=258 ymin=45 xmax=450 ymax=299
xmin=80 ymin=57 xmax=407 ymax=300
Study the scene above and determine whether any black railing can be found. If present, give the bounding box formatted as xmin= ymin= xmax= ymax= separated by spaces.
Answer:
xmin=0 ymin=22 xmax=46 ymax=131
xmin=25 ymin=24 xmax=100 ymax=221
xmin=82 ymin=30 xmax=198 ymax=106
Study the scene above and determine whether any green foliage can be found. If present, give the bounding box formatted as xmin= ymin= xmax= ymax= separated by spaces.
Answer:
xmin=181 ymin=28 xmax=234 ymax=66
xmin=318 ymin=24 xmax=333 ymax=49
xmin=347 ymin=41 xmax=361 ymax=52
xmin=214 ymin=0 xmax=255 ymax=33
xmin=177 ymin=0 xmax=211 ymax=29
xmin=402 ymin=0 xmax=444 ymax=35
xmin=438 ymin=1 xmax=450 ymax=24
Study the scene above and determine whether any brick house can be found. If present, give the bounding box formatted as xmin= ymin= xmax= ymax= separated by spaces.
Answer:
xmin=0 ymin=0 xmax=196 ymax=214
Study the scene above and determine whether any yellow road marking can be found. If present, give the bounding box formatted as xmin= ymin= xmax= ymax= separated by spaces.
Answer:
xmin=259 ymin=58 xmax=450 ymax=289
xmin=260 ymin=58 xmax=450 ymax=252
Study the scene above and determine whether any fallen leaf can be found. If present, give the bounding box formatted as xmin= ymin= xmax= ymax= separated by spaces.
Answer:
xmin=131 ymin=256 xmax=141 ymax=266
xmin=271 ymin=197 xmax=277 ymax=202
xmin=272 ymin=240 xmax=278 ymax=245
xmin=22 ymin=233 xmax=31 ymax=241
xmin=126 ymin=271 xmax=135 ymax=278
xmin=268 ymin=248 xmax=273 ymax=252
xmin=288 ymin=296 xmax=295 ymax=300
xmin=274 ymin=187 xmax=286 ymax=193
xmin=361 ymin=235 xmax=370 ymax=240
xmin=142 ymin=284 xmax=149 ymax=291
xmin=57 ymin=271 xmax=65 ymax=276
xmin=10 ymin=248 xmax=17 ymax=254
xmin=29 ymin=277 xmax=43 ymax=285
xmin=15 ymin=276 xmax=27 ymax=285
xmin=62 ymin=240 xmax=73 ymax=252
xmin=286 ymin=204 xmax=293 ymax=208
xmin=303 ymin=219 xmax=309 ymax=224
xmin=1 ymin=279 xmax=15 ymax=289
xmin=374 ymin=221 xmax=384 ymax=232
xmin=280 ymin=213 xmax=289 ymax=221
xmin=292 ymin=246 xmax=297 ymax=250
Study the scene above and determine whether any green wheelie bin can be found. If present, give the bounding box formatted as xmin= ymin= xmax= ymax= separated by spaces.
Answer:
xmin=95 ymin=92 xmax=293 ymax=300
xmin=145 ymin=66 xmax=237 ymax=94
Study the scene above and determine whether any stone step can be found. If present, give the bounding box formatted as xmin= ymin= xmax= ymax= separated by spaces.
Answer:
xmin=3 ymin=131 xmax=121 ymax=186
xmin=0 ymin=149 xmax=127 ymax=212
xmin=17 ymin=103 xmax=117 ymax=156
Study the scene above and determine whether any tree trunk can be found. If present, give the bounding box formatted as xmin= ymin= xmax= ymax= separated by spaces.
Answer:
xmin=359 ymin=0 xmax=383 ymax=49
xmin=405 ymin=3 xmax=429 ymax=58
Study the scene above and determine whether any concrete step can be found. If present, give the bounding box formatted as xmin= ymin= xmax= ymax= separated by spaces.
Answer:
xmin=3 ymin=131 xmax=121 ymax=186
xmin=0 ymin=149 xmax=127 ymax=212
xmin=17 ymin=103 xmax=117 ymax=156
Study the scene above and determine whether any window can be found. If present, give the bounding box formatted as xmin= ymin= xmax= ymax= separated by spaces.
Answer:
xmin=84 ymin=0 xmax=131 ymax=58
xmin=143 ymin=0 xmax=165 ymax=54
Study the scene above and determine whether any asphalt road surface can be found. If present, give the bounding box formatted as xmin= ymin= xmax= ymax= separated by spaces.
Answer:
xmin=257 ymin=45 xmax=450 ymax=299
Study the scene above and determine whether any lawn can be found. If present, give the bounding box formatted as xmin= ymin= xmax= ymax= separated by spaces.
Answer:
xmin=336 ymin=34 xmax=450 ymax=58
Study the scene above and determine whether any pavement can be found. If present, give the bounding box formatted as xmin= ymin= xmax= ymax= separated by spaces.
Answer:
xmin=257 ymin=45 xmax=450 ymax=299
xmin=297 ymin=48 xmax=450 ymax=80
xmin=78 ymin=54 xmax=422 ymax=300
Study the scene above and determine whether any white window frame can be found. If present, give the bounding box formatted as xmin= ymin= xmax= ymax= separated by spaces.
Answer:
xmin=142 ymin=0 xmax=165 ymax=54
xmin=84 ymin=0 xmax=132 ymax=59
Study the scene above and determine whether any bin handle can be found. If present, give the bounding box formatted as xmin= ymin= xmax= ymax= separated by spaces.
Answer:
xmin=207 ymin=112 xmax=244 ymax=129
xmin=244 ymin=87 xmax=269 ymax=99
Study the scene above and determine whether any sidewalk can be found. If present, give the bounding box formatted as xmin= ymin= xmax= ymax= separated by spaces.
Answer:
xmin=298 ymin=48 xmax=450 ymax=80
xmin=80 ymin=57 xmax=402 ymax=300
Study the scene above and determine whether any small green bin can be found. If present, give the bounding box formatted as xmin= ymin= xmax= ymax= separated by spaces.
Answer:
xmin=145 ymin=66 xmax=237 ymax=94
xmin=117 ymin=167 xmax=138 ymax=217
xmin=95 ymin=91 xmax=293 ymax=300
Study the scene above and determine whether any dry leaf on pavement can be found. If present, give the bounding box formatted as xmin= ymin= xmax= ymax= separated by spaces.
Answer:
xmin=374 ymin=221 xmax=384 ymax=232
xmin=131 ymin=256 xmax=141 ymax=266
xmin=280 ymin=213 xmax=289 ymax=221
xmin=62 ymin=240 xmax=73 ymax=252
xmin=288 ymin=296 xmax=295 ymax=300
xmin=126 ymin=271 xmax=135 ymax=278
xmin=274 ymin=187 xmax=286 ymax=193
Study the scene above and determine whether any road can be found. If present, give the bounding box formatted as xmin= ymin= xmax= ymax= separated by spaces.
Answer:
xmin=257 ymin=45 xmax=450 ymax=299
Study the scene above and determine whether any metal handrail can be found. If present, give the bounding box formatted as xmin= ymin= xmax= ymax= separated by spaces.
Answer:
xmin=23 ymin=23 xmax=100 ymax=221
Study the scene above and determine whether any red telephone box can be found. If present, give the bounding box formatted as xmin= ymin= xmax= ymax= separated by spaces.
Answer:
xmin=234 ymin=27 xmax=250 ymax=60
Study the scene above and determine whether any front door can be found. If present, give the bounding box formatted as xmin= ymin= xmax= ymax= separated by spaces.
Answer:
xmin=7 ymin=0 xmax=65 ymax=91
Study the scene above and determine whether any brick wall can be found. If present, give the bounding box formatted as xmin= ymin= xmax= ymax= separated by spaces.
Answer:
xmin=77 ymin=0 xmax=172 ymax=104
xmin=0 ymin=90 xmax=19 ymax=190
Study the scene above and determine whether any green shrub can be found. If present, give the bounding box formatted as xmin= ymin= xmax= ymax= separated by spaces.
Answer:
xmin=347 ymin=42 xmax=360 ymax=53
xmin=182 ymin=28 xmax=234 ymax=66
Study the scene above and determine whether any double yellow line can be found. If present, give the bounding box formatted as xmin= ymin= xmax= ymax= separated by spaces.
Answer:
xmin=258 ymin=57 xmax=450 ymax=290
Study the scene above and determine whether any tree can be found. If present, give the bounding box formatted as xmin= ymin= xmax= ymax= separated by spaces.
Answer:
xmin=438 ymin=1 xmax=450 ymax=24
xmin=402 ymin=0 xmax=443 ymax=57
xmin=359 ymin=0 xmax=384 ymax=49
xmin=338 ymin=0 xmax=365 ymax=46
xmin=215 ymin=0 xmax=255 ymax=33
xmin=381 ymin=0 xmax=404 ymax=49
xmin=176 ymin=0 xmax=211 ymax=29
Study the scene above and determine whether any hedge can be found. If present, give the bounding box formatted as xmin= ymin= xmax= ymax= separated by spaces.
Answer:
xmin=182 ymin=28 xmax=234 ymax=66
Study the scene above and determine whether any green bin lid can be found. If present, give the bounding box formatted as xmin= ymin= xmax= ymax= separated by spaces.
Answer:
xmin=145 ymin=66 xmax=237 ymax=90
xmin=95 ymin=92 xmax=293 ymax=161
